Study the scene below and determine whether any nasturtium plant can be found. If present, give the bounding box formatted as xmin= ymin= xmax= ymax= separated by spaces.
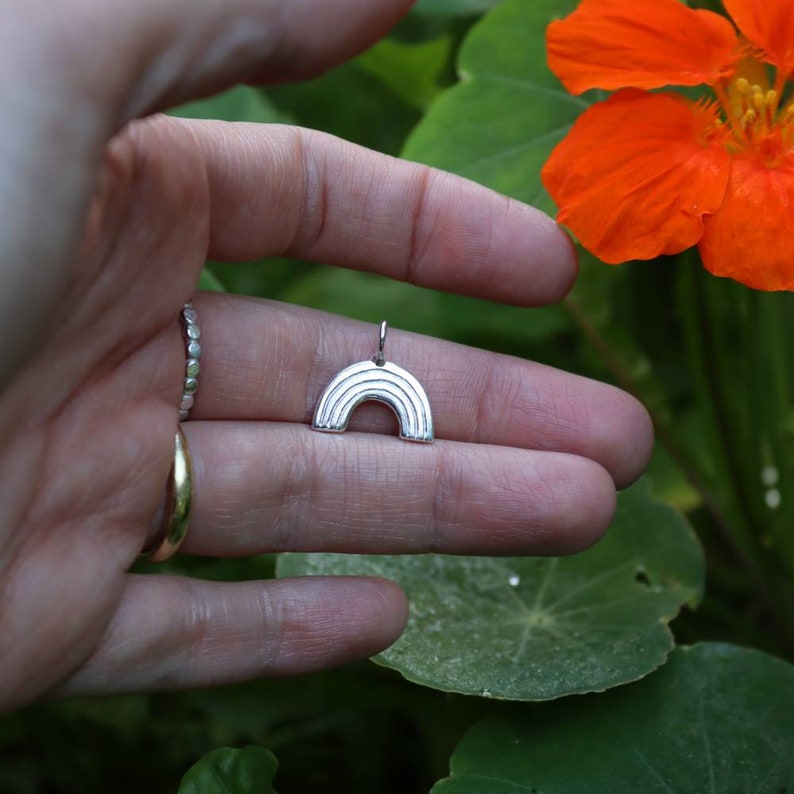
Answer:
xmin=431 ymin=643 xmax=794 ymax=792
xmin=179 ymin=746 xmax=278 ymax=794
xmin=403 ymin=0 xmax=589 ymax=216
xmin=278 ymin=480 xmax=704 ymax=700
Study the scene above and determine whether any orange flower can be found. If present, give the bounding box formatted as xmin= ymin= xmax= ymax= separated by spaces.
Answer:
xmin=541 ymin=0 xmax=794 ymax=291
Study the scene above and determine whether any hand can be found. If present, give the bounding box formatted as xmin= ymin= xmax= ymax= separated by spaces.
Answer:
xmin=0 ymin=0 xmax=653 ymax=712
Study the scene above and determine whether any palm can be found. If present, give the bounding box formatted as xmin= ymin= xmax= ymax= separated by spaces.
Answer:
xmin=0 ymin=121 xmax=208 ymax=705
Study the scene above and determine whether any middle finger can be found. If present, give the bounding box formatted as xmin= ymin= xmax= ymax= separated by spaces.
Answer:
xmin=187 ymin=293 xmax=653 ymax=488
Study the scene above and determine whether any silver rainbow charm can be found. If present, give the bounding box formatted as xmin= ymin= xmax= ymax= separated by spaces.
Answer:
xmin=312 ymin=321 xmax=434 ymax=443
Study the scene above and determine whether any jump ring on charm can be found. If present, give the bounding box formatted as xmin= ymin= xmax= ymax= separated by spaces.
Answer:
xmin=179 ymin=301 xmax=201 ymax=421
xmin=141 ymin=427 xmax=193 ymax=562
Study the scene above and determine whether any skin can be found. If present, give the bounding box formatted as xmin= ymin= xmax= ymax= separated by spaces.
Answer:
xmin=0 ymin=0 xmax=654 ymax=713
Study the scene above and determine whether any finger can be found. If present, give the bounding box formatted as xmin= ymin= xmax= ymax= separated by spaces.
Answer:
xmin=181 ymin=119 xmax=578 ymax=306
xmin=179 ymin=422 xmax=617 ymax=557
xmin=187 ymin=295 xmax=653 ymax=488
xmin=54 ymin=575 xmax=408 ymax=698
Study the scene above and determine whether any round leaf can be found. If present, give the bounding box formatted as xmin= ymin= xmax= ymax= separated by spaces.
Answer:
xmin=179 ymin=747 xmax=278 ymax=794
xmin=403 ymin=0 xmax=592 ymax=215
xmin=277 ymin=480 xmax=704 ymax=700
xmin=432 ymin=643 xmax=794 ymax=792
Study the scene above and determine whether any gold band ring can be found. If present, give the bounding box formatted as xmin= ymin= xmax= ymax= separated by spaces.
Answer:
xmin=142 ymin=427 xmax=193 ymax=562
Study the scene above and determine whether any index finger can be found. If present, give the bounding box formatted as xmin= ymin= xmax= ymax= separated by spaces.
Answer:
xmin=180 ymin=119 xmax=578 ymax=306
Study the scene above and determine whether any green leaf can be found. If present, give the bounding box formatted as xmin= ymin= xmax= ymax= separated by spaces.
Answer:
xmin=432 ymin=643 xmax=794 ymax=792
xmin=356 ymin=36 xmax=452 ymax=110
xmin=179 ymin=747 xmax=278 ymax=794
xmin=403 ymin=0 xmax=590 ymax=215
xmin=170 ymin=85 xmax=291 ymax=124
xmin=277 ymin=480 xmax=704 ymax=700
xmin=413 ymin=0 xmax=503 ymax=15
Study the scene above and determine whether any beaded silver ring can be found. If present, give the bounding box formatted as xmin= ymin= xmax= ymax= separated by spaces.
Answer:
xmin=179 ymin=302 xmax=201 ymax=421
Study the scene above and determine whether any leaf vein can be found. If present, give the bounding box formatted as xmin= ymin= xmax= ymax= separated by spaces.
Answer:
xmin=457 ymin=127 xmax=573 ymax=175
xmin=452 ymin=773 xmax=546 ymax=793
xmin=474 ymin=73 xmax=591 ymax=108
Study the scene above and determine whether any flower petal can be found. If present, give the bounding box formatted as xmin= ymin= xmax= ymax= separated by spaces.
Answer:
xmin=547 ymin=0 xmax=738 ymax=95
xmin=541 ymin=90 xmax=731 ymax=264
xmin=724 ymin=0 xmax=794 ymax=76
xmin=699 ymin=153 xmax=794 ymax=290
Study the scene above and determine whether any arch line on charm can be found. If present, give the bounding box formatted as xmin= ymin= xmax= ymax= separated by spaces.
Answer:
xmin=312 ymin=360 xmax=434 ymax=443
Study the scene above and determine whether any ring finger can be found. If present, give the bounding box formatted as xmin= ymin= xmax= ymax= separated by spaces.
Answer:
xmin=185 ymin=294 xmax=653 ymax=488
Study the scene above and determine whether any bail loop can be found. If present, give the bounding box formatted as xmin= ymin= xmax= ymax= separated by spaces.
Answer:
xmin=375 ymin=320 xmax=388 ymax=366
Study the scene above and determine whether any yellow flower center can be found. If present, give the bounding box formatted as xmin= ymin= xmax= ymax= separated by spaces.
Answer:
xmin=715 ymin=58 xmax=793 ymax=167
xmin=734 ymin=77 xmax=778 ymax=131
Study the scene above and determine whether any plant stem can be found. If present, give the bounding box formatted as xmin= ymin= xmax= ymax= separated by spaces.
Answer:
xmin=563 ymin=294 xmax=731 ymax=538
xmin=686 ymin=269 xmax=761 ymax=558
